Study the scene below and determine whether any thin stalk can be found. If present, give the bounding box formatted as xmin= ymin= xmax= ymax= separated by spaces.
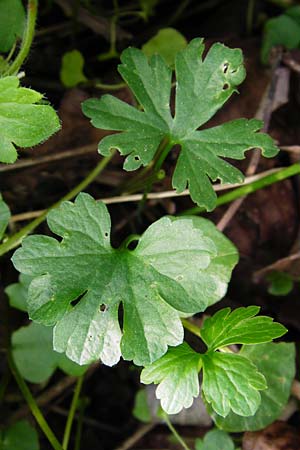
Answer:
xmin=74 ymin=398 xmax=88 ymax=450
xmin=94 ymin=81 xmax=126 ymax=91
xmin=5 ymin=0 xmax=38 ymax=75
xmin=182 ymin=163 xmax=300 ymax=216
xmin=8 ymin=351 xmax=64 ymax=450
xmin=246 ymin=0 xmax=256 ymax=35
xmin=163 ymin=413 xmax=191 ymax=450
xmin=62 ymin=375 xmax=84 ymax=450
xmin=181 ymin=318 xmax=201 ymax=337
xmin=0 ymin=152 xmax=115 ymax=256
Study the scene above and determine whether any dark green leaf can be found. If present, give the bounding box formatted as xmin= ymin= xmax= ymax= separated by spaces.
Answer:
xmin=202 ymin=352 xmax=267 ymax=417
xmin=0 ymin=0 xmax=25 ymax=53
xmin=12 ymin=193 xmax=238 ymax=366
xmin=201 ymin=306 xmax=287 ymax=351
xmin=267 ymin=271 xmax=293 ymax=296
xmin=1 ymin=420 xmax=39 ymax=450
xmin=83 ymin=38 xmax=278 ymax=211
xmin=0 ymin=76 xmax=61 ymax=163
xmin=195 ymin=429 xmax=234 ymax=450
xmin=133 ymin=389 xmax=152 ymax=423
xmin=211 ymin=343 xmax=296 ymax=431
xmin=0 ymin=193 xmax=10 ymax=240
xmin=141 ymin=342 xmax=201 ymax=414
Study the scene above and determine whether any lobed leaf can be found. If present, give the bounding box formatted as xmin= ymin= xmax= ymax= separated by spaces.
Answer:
xmin=83 ymin=38 xmax=278 ymax=210
xmin=211 ymin=342 xmax=296 ymax=431
xmin=202 ymin=352 xmax=267 ymax=417
xmin=0 ymin=76 xmax=61 ymax=163
xmin=141 ymin=342 xmax=201 ymax=414
xmin=200 ymin=306 xmax=287 ymax=351
xmin=12 ymin=192 xmax=238 ymax=366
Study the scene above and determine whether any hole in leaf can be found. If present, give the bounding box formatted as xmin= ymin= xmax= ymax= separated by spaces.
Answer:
xmin=100 ymin=303 xmax=107 ymax=312
xmin=134 ymin=155 xmax=140 ymax=161
xmin=104 ymin=232 xmax=109 ymax=238
xmin=222 ymin=62 xmax=229 ymax=73
xmin=70 ymin=291 xmax=87 ymax=307
xmin=127 ymin=240 xmax=138 ymax=250
xmin=223 ymin=83 xmax=229 ymax=90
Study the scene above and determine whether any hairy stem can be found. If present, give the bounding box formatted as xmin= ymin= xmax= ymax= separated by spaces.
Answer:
xmin=0 ymin=152 xmax=115 ymax=256
xmin=8 ymin=351 xmax=64 ymax=450
xmin=5 ymin=0 xmax=39 ymax=75
xmin=163 ymin=412 xmax=191 ymax=450
xmin=62 ymin=375 xmax=84 ymax=450
xmin=182 ymin=163 xmax=300 ymax=216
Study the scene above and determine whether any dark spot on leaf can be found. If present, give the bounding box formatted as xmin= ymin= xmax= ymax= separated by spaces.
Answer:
xmin=223 ymin=83 xmax=229 ymax=90
xmin=134 ymin=155 xmax=140 ymax=161
xmin=104 ymin=232 xmax=109 ymax=238
xmin=100 ymin=303 xmax=107 ymax=312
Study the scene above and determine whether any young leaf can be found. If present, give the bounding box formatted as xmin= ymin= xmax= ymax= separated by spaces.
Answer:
xmin=200 ymin=306 xmax=287 ymax=351
xmin=0 ymin=0 xmax=25 ymax=53
xmin=0 ymin=420 xmax=39 ymax=450
xmin=12 ymin=322 xmax=87 ymax=383
xmin=211 ymin=342 xmax=296 ymax=431
xmin=60 ymin=50 xmax=87 ymax=88
xmin=141 ymin=342 xmax=201 ymax=414
xmin=0 ymin=193 xmax=10 ymax=240
xmin=267 ymin=271 xmax=294 ymax=296
xmin=12 ymin=192 xmax=238 ymax=366
xmin=0 ymin=76 xmax=61 ymax=163
xmin=82 ymin=38 xmax=278 ymax=210
xmin=195 ymin=429 xmax=235 ymax=450
xmin=133 ymin=389 xmax=152 ymax=423
xmin=202 ymin=352 xmax=267 ymax=417
xmin=142 ymin=28 xmax=187 ymax=67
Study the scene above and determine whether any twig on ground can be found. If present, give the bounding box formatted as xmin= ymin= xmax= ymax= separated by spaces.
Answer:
xmin=114 ymin=423 xmax=155 ymax=450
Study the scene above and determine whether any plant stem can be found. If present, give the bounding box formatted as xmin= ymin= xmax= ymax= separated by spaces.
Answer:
xmin=62 ymin=375 xmax=84 ymax=450
xmin=163 ymin=413 xmax=191 ymax=450
xmin=0 ymin=152 xmax=115 ymax=256
xmin=5 ymin=0 xmax=38 ymax=76
xmin=94 ymin=81 xmax=126 ymax=91
xmin=181 ymin=318 xmax=201 ymax=337
xmin=7 ymin=351 xmax=64 ymax=450
xmin=74 ymin=398 xmax=88 ymax=450
xmin=182 ymin=163 xmax=300 ymax=216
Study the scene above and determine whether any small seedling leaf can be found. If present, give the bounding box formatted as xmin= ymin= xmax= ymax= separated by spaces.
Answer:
xmin=195 ymin=429 xmax=235 ymax=450
xmin=142 ymin=28 xmax=187 ymax=66
xmin=60 ymin=50 xmax=87 ymax=88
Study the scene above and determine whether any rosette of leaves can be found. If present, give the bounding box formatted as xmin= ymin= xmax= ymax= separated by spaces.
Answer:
xmin=141 ymin=307 xmax=287 ymax=416
xmin=12 ymin=192 xmax=238 ymax=366
xmin=82 ymin=38 xmax=278 ymax=211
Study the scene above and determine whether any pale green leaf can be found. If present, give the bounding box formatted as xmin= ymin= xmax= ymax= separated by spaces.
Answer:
xmin=5 ymin=273 xmax=32 ymax=311
xmin=1 ymin=420 xmax=39 ymax=450
xmin=200 ymin=306 xmax=287 ymax=351
xmin=195 ymin=429 xmax=234 ymax=450
xmin=0 ymin=76 xmax=61 ymax=164
xmin=141 ymin=342 xmax=201 ymax=414
xmin=0 ymin=193 xmax=10 ymax=240
xmin=202 ymin=352 xmax=267 ymax=417
xmin=12 ymin=192 xmax=238 ymax=366
xmin=83 ymin=38 xmax=278 ymax=210
xmin=142 ymin=28 xmax=187 ymax=67
xmin=60 ymin=50 xmax=87 ymax=88
xmin=211 ymin=343 xmax=296 ymax=431
xmin=0 ymin=0 xmax=25 ymax=53
xmin=12 ymin=322 xmax=87 ymax=383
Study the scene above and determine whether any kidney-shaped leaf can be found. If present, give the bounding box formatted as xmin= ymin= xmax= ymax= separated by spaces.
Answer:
xmin=201 ymin=306 xmax=287 ymax=351
xmin=195 ymin=429 xmax=235 ymax=450
xmin=12 ymin=192 xmax=238 ymax=366
xmin=0 ymin=76 xmax=61 ymax=163
xmin=82 ymin=38 xmax=278 ymax=210
xmin=1 ymin=420 xmax=39 ymax=450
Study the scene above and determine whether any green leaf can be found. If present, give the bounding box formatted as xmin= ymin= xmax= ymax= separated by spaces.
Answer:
xmin=0 ymin=0 xmax=25 ymax=53
xmin=202 ymin=352 xmax=267 ymax=417
xmin=195 ymin=429 xmax=234 ymax=450
xmin=60 ymin=50 xmax=87 ymax=88
xmin=142 ymin=28 xmax=187 ymax=67
xmin=5 ymin=274 xmax=32 ymax=311
xmin=141 ymin=342 xmax=201 ymax=414
xmin=211 ymin=342 xmax=296 ymax=431
xmin=261 ymin=14 xmax=300 ymax=64
xmin=0 ymin=76 xmax=61 ymax=164
xmin=0 ymin=193 xmax=10 ymax=240
xmin=139 ymin=0 xmax=158 ymax=17
xmin=12 ymin=322 xmax=87 ymax=383
xmin=133 ymin=389 xmax=152 ymax=423
xmin=82 ymin=38 xmax=278 ymax=211
xmin=267 ymin=271 xmax=294 ymax=296
xmin=0 ymin=420 xmax=39 ymax=450
xmin=12 ymin=192 xmax=238 ymax=366
xmin=201 ymin=306 xmax=287 ymax=351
